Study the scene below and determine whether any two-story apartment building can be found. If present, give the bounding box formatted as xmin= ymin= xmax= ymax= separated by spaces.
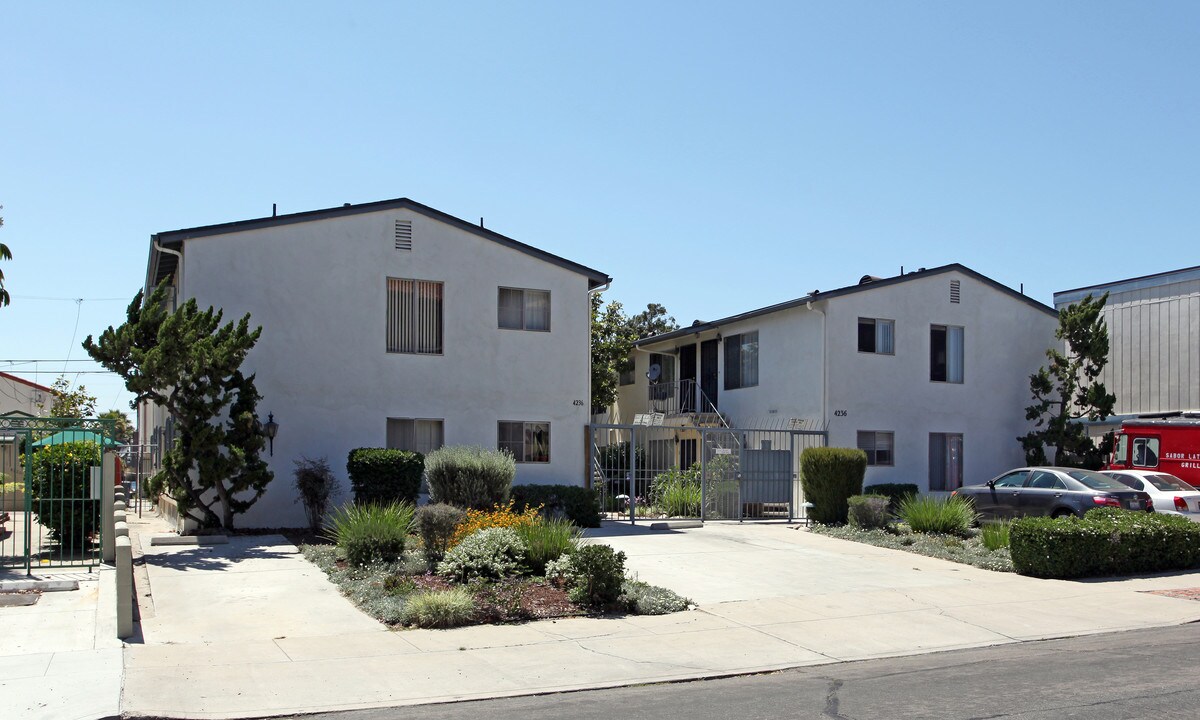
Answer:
xmin=615 ymin=265 xmax=1057 ymax=492
xmin=1054 ymin=264 xmax=1200 ymax=433
xmin=141 ymin=198 xmax=610 ymax=528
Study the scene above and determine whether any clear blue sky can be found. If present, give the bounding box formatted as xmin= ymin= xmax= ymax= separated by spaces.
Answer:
xmin=2 ymin=2 xmax=1198 ymax=416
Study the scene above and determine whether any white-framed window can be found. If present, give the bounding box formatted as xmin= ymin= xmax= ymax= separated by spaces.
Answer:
xmin=386 ymin=418 xmax=444 ymax=456
xmin=499 ymin=421 xmax=550 ymax=463
xmin=724 ymin=331 xmax=759 ymax=390
xmin=857 ymin=431 xmax=894 ymax=466
xmin=387 ymin=278 xmax=443 ymax=354
xmin=857 ymin=318 xmax=894 ymax=354
xmin=929 ymin=432 xmax=964 ymax=490
xmin=930 ymin=324 xmax=964 ymax=383
xmin=498 ymin=287 xmax=550 ymax=331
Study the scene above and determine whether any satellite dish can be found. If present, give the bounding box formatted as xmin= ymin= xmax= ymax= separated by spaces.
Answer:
xmin=647 ymin=363 xmax=662 ymax=382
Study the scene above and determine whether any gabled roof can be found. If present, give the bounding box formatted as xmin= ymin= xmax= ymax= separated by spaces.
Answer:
xmin=147 ymin=197 xmax=612 ymax=290
xmin=636 ymin=263 xmax=1056 ymax=347
xmin=0 ymin=371 xmax=54 ymax=394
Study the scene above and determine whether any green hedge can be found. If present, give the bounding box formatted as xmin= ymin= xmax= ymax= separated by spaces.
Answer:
xmin=346 ymin=448 xmax=424 ymax=506
xmin=863 ymin=483 xmax=919 ymax=512
xmin=800 ymin=447 xmax=867 ymax=524
xmin=1010 ymin=508 xmax=1200 ymax=578
xmin=510 ymin=484 xmax=601 ymax=528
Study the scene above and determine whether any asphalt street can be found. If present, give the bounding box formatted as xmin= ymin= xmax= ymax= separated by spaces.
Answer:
xmin=290 ymin=623 xmax=1200 ymax=720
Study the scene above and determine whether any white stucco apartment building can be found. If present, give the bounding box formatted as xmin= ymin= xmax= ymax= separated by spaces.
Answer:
xmin=1054 ymin=265 xmax=1200 ymax=431
xmin=615 ymin=265 xmax=1058 ymax=492
xmin=0 ymin=372 xmax=52 ymax=419
xmin=141 ymin=198 xmax=610 ymax=528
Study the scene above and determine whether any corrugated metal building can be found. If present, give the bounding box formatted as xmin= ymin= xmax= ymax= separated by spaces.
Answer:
xmin=1055 ymin=265 xmax=1200 ymax=428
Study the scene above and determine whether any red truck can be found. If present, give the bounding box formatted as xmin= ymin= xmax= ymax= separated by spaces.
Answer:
xmin=1107 ymin=413 xmax=1200 ymax=488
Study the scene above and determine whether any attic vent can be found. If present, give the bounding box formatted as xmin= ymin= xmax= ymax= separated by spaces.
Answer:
xmin=394 ymin=220 xmax=413 ymax=251
xmin=950 ymin=279 xmax=961 ymax=304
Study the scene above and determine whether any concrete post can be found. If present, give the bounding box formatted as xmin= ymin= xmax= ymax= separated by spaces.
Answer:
xmin=114 ymin=521 xmax=128 ymax=539
xmin=101 ymin=452 xmax=117 ymax=564
xmin=115 ymin=535 xmax=133 ymax=639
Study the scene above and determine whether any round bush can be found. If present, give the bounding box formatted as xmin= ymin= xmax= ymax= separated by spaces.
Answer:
xmin=437 ymin=526 xmax=527 ymax=582
xmin=425 ymin=445 xmax=515 ymax=510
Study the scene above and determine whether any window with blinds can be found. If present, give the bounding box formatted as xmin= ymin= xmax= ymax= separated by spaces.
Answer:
xmin=857 ymin=317 xmax=895 ymax=354
xmin=498 ymin=287 xmax=551 ymax=331
xmin=387 ymin=278 xmax=443 ymax=354
xmin=929 ymin=432 xmax=964 ymax=490
xmin=857 ymin=430 xmax=894 ymax=466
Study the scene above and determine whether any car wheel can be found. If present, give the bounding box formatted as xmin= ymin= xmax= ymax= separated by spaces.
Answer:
xmin=1051 ymin=508 xmax=1074 ymax=519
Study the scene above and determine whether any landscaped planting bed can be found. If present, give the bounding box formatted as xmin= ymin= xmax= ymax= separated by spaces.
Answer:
xmin=811 ymin=523 xmax=1014 ymax=572
xmin=302 ymin=500 xmax=690 ymax=629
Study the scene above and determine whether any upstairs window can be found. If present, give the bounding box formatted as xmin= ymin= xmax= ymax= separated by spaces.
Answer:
xmin=498 ymin=288 xmax=551 ymax=331
xmin=387 ymin=278 xmax=443 ymax=354
xmin=724 ymin=331 xmax=759 ymax=390
xmin=930 ymin=325 xmax=964 ymax=383
xmin=857 ymin=318 xmax=894 ymax=354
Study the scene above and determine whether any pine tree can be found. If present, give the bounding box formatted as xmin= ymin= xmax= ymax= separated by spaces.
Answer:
xmin=1018 ymin=293 xmax=1116 ymax=468
xmin=84 ymin=283 xmax=272 ymax=529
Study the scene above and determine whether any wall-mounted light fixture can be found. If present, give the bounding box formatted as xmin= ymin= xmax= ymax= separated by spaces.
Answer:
xmin=263 ymin=412 xmax=279 ymax=457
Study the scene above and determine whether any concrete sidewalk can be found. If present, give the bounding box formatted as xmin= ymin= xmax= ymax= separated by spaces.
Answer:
xmin=118 ymin=517 xmax=1200 ymax=719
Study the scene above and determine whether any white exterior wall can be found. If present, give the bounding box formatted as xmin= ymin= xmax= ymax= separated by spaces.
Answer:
xmin=1057 ymin=272 xmax=1200 ymax=416
xmin=175 ymin=208 xmax=594 ymax=527
xmin=626 ymin=269 xmax=1057 ymax=492
xmin=823 ymin=271 xmax=1056 ymax=490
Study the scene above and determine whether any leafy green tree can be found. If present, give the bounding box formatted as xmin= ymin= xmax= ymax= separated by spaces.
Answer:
xmin=591 ymin=294 xmax=638 ymax=412
xmin=47 ymin=376 xmax=98 ymax=418
xmin=99 ymin=409 xmax=135 ymax=444
xmin=628 ymin=303 xmax=679 ymax=340
xmin=590 ymin=297 xmax=681 ymax=412
xmin=84 ymin=282 xmax=272 ymax=529
xmin=0 ymin=209 xmax=10 ymax=308
xmin=1018 ymin=293 xmax=1116 ymax=468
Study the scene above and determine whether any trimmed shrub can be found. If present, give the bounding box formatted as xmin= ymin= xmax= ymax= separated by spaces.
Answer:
xmin=346 ymin=448 xmax=423 ymax=506
xmin=847 ymin=494 xmax=890 ymax=530
xmin=30 ymin=441 xmax=102 ymax=545
xmin=980 ymin=521 xmax=1011 ymax=551
xmin=565 ymin=544 xmax=626 ymax=607
xmin=513 ymin=517 xmax=582 ymax=575
xmin=293 ymin=456 xmax=339 ymax=533
xmin=401 ymin=587 xmax=477 ymax=628
xmin=451 ymin=500 xmax=542 ymax=547
xmin=862 ymin=483 xmax=919 ymax=512
xmin=324 ymin=502 xmax=415 ymax=567
xmin=437 ymin=527 xmax=527 ymax=582
xmin=897 ymin=495 xmax=976 ymax=537
xmin=425 ymin=445 xmax=515 ymax=510
xmin=799 ymin=447 xmax=867 ymax=524
xmin=619 ymin=579 xmax=690 ymax=615
xmin=1010 ymin=508 xmax=1200 ymax=579
xmin=511 ymin=484 xmax=602 ymax=528
xmin=414 ymin=503 xmax=466 ymax=565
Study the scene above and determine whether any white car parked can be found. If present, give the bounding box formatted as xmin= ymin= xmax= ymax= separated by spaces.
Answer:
xmin=1101 ymin=470 xmax=1200 ymax=522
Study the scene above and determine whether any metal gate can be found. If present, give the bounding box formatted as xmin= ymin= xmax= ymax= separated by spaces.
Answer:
xmin=589 ymin=424 xmax=826 ymax=522
xmin=1 ymin=416 xmax=116 ymax=573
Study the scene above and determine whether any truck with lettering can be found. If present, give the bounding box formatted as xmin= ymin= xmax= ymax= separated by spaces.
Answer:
xmin=1106 ymin=413 xmax=1200 ymax=488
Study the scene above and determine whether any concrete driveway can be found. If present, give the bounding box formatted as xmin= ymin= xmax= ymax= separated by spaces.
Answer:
xmin=112 ymin=516 xmax=1200 ymax=719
